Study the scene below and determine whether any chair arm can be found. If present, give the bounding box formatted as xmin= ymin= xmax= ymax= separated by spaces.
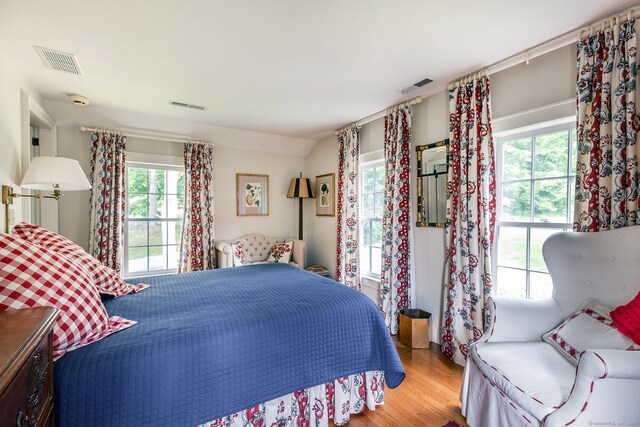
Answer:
xmin=214 ymin=241 xmax=233 ymax=268
xmin=289 ymin=239 xmax=306 ymax=268
xmin=479 ymin=297 xmax=563 ymax=343
xmin=545 ymin=350 xmax=640 ymax=426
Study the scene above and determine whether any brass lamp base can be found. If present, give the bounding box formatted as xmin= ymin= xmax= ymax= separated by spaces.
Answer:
xmin=2 ymin=185 xmax=62 ymax=233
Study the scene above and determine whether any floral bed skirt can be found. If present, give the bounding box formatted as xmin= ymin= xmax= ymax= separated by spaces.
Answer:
xmin=200 ymin=371 xmax=385 ymax=427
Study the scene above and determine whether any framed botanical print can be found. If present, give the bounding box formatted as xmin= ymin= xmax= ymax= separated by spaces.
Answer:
xmin=236 ymin=173 xmax=269 ymax=216
xmin=315 ymin=173 xmax=335 ymax=216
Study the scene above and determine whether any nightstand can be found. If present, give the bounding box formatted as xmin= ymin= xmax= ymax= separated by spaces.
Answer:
xmin=0 ymin=307 xmax=58 ymax=427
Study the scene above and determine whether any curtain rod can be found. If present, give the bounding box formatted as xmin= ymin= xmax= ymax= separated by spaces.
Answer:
xmin=451 ymin=6 xmax=640 ymax=83
xmin=79 ymin=126 xmax=213 ymax=146
xmin=335 ymin=96 xmax=422 ymax=135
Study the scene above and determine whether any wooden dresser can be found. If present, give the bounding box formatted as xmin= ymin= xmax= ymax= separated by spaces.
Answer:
xmin=0 ymin=307 xmax=57 ymax=427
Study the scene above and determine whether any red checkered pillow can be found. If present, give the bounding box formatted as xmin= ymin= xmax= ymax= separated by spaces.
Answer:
xmin=611 ymin=291 xmax=640 ymax=345
xmin=12 ymin=222 xmax=148 ymax=297
xmin=542 ymin=299 xmax=640 ymax=364
xmin=0 ymin=233 xmax=136 ymax=360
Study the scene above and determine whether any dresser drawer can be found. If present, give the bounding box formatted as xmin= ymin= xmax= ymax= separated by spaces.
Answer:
xmin=0 ymin=331 xmax=53 ymax=427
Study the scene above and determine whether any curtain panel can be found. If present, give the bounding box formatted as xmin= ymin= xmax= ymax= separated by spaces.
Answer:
xmin=574 ymin=19 xmax=639 ymax=232
xmin=336 ymin=126 xmax=361 ymax=290
xmin=380 ymin=105 xmax=413 ymax=334
xmin=88 ymin=131 xmax=126 ymax=272
xmin=442 ymin=76 xmax=497 ymax=365
xmin=179 ymin=143 xmax=215 ymax=272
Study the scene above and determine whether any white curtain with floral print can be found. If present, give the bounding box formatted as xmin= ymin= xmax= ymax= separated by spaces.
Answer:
xmin=574 ymin=19 xmax=639 ymax=232
xmin=336 ymin=126 xmax=361 ymax=290
xmin=179 ymin=143 xmax=215 ymax=272
xmin=88 ymin=131 xmax=126 ymax=273
xmin=442 ymin=76 xmax=497 ymax=365
xmin=380 ymin=105 xmax=413 ymax=334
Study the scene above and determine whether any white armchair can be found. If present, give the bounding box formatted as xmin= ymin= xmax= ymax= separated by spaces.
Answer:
xmin=461 ymin=226 xmax=640 ymax=427
xmin=215 ymin=233 xmax=306 ymax=269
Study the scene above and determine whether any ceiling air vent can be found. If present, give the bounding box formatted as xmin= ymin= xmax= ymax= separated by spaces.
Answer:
xmin=170 ymin=101 xmax=206 ymax=111
xmin=34 ymin=46 xmax=83 ymax=75
xmin=401 ymin=77 xmax=433 ymax=94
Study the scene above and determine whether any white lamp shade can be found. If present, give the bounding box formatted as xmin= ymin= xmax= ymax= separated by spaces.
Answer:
xmin=21 ymin=156 xmax=91 ymax=191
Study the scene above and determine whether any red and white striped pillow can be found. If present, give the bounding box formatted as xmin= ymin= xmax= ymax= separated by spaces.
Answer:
xmin=12 ymin=222 xmax=148 ymax=297
xmin=0 ymin=233 xmax=136 ymax=360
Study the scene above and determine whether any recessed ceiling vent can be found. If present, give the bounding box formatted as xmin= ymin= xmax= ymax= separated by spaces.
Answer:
xmin=401 ymin=77 xmax=433 ymax=94
xmin=170 ymin=101 xmax=206 ymax=111
xmin=34 ymin=46 xmax=83 ymax=75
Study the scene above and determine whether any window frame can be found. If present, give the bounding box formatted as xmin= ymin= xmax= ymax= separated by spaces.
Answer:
xmin=359 ymin=159 xmax=385 ymax=279
xmin=123 ymin=163 xmax=185 ymax=278
xmin=494 ymin=118 xmax=575 ymax=299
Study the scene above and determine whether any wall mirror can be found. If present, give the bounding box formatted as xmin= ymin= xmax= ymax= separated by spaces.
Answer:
xmin=416 ymin=139 xmax=449 ymax=227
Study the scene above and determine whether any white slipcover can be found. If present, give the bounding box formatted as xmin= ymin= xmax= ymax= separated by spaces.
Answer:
xmin=461 ymin=226 xmax=640 ymax=426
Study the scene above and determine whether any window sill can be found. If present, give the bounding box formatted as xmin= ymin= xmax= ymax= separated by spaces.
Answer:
xmin=361 ymin=275 xmax=381 ymax=284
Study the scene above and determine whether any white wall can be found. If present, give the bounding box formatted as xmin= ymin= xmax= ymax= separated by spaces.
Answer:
xmin=303 ymin=44 xmax=577 ymax=344
xmin=0 ymin=50 xmax=47 ymax=233
xmin=49 ymin=102 xmax=307 ymax=251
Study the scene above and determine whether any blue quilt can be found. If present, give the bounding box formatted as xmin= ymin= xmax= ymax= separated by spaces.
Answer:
xmin=54 ymin=263 xmax=405 ymax=426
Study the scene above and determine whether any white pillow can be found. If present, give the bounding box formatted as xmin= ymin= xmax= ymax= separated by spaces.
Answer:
xmin=230 ymin=243 xmax=245 ymax=266
xmin=543 ymin=299 xmax=640 ymax=364
xmin=267 ymin=241 xmax=293 ymax=264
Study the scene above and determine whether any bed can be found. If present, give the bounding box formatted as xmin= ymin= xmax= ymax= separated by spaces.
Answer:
xmin=53 ymin=263 xmax=405 ymax=426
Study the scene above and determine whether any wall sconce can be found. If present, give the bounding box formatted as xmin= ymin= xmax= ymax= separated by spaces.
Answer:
xmin=2 ymin=156 xmax=91 ymax=233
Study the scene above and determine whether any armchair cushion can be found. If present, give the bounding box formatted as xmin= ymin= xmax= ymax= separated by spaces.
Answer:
xmin=471 ymin=341 xmax=575 ymax=422
xmin=266 ymin=241 xmax=293 ymax=264
xmin=611 ymin=291 xmax=640 ymax=344
xmin=231 ymin=243 xmax=245 ymax=266
xmin=542 ymin=299 xmax=639 ymax=364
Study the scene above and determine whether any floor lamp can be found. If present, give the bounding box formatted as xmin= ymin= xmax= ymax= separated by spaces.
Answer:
xmin=287 ymin=173 xmax=315 ymax=240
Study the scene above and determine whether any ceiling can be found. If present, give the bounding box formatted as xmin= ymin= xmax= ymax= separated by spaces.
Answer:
xmin=1 ymin=1 xmax=638 ymax=140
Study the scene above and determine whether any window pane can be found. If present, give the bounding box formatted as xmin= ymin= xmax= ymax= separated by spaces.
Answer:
xmin=363 ymin=167 xmax=375 ymax=193
xmin=177 ymin=172 xmax=185 ymax=209
xmin=374 ymin=192 xmax=384 ymax=218
xmin=360 ymin=248 xmax=371 ymax=275
xmin=128 ymin=194 xmax=148 ymax=218
xmin=148 ymin=169 xmax=165 ymax=195
xmin=569 ymin=177 xmax=576 ymax=223
xmin=535 ymin=131 xmax=568 ymax=178
xmin=363 ymin=194 xmax=374 ymax=218
xmin=571 ymin=128 xmax=577 ymax=176
xmin=148 ymin=246 xmax=167 ymax=271
xmin=372 ymin=221 xmax=382 ymax=247
xmin=362 ymin=221 xmax=372 ymax=246
xmin=167 ymin=170 xmax=183 ymax=194
xmin=530 ymin=272 xmax=553 ymax=300
xmin=128 ymin=246 xmax=148 ymax=273
xmin=166 ymin=195 xmax=182 ymax=219
xmin=127 ymin=222 xmax=147 ymax=246
xmin=168 ymin=221 xmax=182 ymax=246
xmin=371 ymin=247 xmax=382 ymax=276
xmin=128 ymin=168 xmax=148 ymax=193
xmin=167 ymin=245 xmax=180 ymax=270
xmin=503 ymin=137 xmax=531 ymax=181
xmin=502 ymin=181 xmax=531 ymax=221
xmin=497 ymin=267 xmax=526 ymax=299
xmin=497 ymin=227 xmax=526 ymax=269
xmin=375 ymin=166 xmax=385 ymax=192
xmin=149 ymin=221 xmax=166 ymax=246
xmin=530 ymin=228 xmax=562 ymax=272
xmin=533 ymin=179 xmax=567 ymax=223
xmin=149 ymin=193 xmax=165 ymax=218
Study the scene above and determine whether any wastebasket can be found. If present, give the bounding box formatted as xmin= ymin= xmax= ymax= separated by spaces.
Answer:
xmin=399 ymin=309 xmax=431 ymax=348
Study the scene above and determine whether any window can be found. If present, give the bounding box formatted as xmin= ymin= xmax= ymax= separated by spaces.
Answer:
xmin=495 ymin=121 xmax=576 ymax=299
xmin=124 ymin=164 xmax=184 ymax=277
xmin=360 ymin=161 xmax=385 ymax=278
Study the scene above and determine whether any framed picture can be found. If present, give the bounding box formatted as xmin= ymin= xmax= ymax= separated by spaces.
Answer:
xmin=236 ymin=173 xmax=269 ymax=216
xmin=315 ymin=173 xmax=335 ymax=216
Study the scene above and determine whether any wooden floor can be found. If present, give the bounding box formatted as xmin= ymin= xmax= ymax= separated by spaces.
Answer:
xmin=333 ymin=338 xmax=469 ymax=427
